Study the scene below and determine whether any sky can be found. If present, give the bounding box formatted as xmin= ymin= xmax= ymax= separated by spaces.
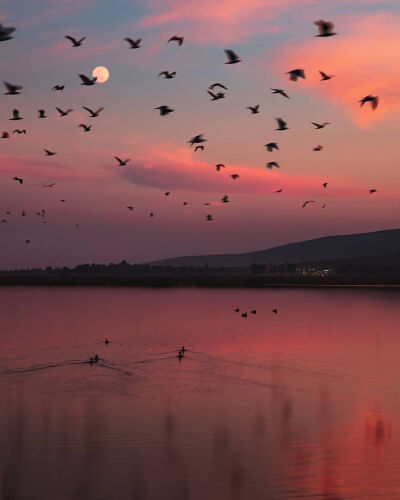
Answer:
xmin=1 ymin=0 xmax=400 ymax=269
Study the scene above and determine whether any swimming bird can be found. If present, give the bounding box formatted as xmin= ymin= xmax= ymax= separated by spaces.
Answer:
xmin=168 ymin=35 xmax=184 ymax=46
xmin=188 ymin=134 xmax=207 ymax=147
xmin=209 ymin=83 xmax=228 ymax=90
xmin=44 ymin=149 xmax=57 ymax=156
xmin=266 ymin=161 xmax=279 ymax=169
xmin=265 ymin=142 xmax=279 ymax=152
xmin=369 ymin=189 xmax=377 ymax=193
xmin=65 ymin=35 xmax=86 ymax=47
xmin=241 ymin=312 xmax=247 ymax=318
xmin=105 ymin=338 xmax=109 ymax=344
xmin=25 ymin=240 xmax=31 ymax=244
xmin=311 ymin=121 xmax=330 ymax=129
xmin=275 ymin=117 xmax=288 ymax=130
xmin=221 ymin=195 xmax=230 ymax=203
xmin=158 ymin=71 xmax=176 ymax=79
xmin=322 ymin=182 xmax=328 ymax=188
xmin=224 ymin=49 xmax=241 ymax=64
xmin=1 ymin=132 xmax=9 ymax=138
xmin=13 ymin=129 xmax=26 ymax=134
xmin=3 ymin=81 xmax=22 ymax=95
xmin=82 ymin=106 xmax=104 ymax=117
xmin=207 ymin=90 xmax=225 ymax=101
xmin=234 ymin=308 xmax=240 ymax=312
xmin=231 ymin=174 xmax=239 ymax=180
xmin=359 ymin=94 xmax=379 ymax=110
xmin=313 ymin=145 xmax=323 ymax=151
xmin=251 ymin=310 xmax=256 ymax=315
xmin=272 ymin=308 xmax=278 ymax=314
xmin=79 ymin=124 xmax=92 ymax=132
xmin=247 ymin=105 xmax=260 ymax=114
xmin=79 ymin=74 xmax=97 ymax=86
xmin=206 ymin=214 xmax=213 ymax=221
xmin=270 ymin=88 xmax=290 ymax=99
xmin=0 ymin=23 xmax=16 ymax=42
xmin=124 ymin=37 xmax=141 ymax=49
xmin=155 ymin=105 xmax=174 ymax=116
xmin=13 ymin=177 xmax=23 ymax=184
xmin=274 ymin=189 xmax=283 ymax=193
xmin=183 ymin=202 xmax=188 ymax=206
xmin=127 ymin=206 xmax=133 ymax=210
xmin=302 ymin=200 xmax=315 ymax=208
xmin=287 ymin=69 xmax=305 ymax=81
xmin=178 ymin=351 xmax=184 ymax=360
xmin=38 ymin=110 xmax=46 ymax=118
xmin=9 ymin=109 xmax=22 ymax=120
xmin=114 ymin=157 xmax=130 ymax=166
xmin=319 ymin=70 xmax=334 ymax=81
xmin=322 ymin=203 xmax=326 ymax=208
xmin=314 ymin=20 xmax=337 ymax=37
xmin=52 ymin=84 xmax=65 ymax=91
xmin=56 ymin=107 xmax=73 ymax=117
xmin=164 ymin=192 xmax=170 ymax=197
xmin=216 ymin=164 xmax=225 ymax=171
xmin=149 ymin=212 xmax=154 ymax=217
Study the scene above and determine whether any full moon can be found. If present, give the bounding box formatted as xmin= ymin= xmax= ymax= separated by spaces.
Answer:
xmin=92 ymin=66 xmax=109 ymax=83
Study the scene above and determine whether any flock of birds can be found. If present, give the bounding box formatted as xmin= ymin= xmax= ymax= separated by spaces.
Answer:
xmin=0 ymin=19 xmax=380 ymax=243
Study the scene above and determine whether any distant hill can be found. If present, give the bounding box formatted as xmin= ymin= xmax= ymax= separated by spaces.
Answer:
xmin=148 ymin=228 xmax=400 ymax=267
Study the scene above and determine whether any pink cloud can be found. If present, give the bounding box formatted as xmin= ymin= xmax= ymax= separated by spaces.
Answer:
xmin=271 ymin=12 xmax=400 ymax=126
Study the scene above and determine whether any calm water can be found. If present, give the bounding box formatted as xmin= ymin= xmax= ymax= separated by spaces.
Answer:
xmin=1 ymin=287 xmax=400 ymax=499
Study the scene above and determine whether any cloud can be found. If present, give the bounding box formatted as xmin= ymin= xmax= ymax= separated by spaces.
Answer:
xmin=271 ymin=12 xmax=400 ymax=126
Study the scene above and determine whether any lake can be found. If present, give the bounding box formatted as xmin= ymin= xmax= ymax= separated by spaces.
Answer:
xmin=0 ymin=286 xmax=399 ymax=499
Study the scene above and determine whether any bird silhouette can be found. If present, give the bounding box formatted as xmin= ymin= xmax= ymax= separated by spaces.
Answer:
xmin=44 ymin=149 xmax=57 ymax=156
xmin=319 ymin=70 xmax=334 ymax=81
xmin=207 ymin=90 xmax=225 ymax=101
xmin=25 ymin=240 xmax=31 ymax=244
xmin=221 ymin=195 xmax=230 ymax=203
xmin=313 ymin=145 xmax=323 ymax=151
xmin=168 ymin=35 xmax=184 ymax=46
xmin=82 ymin=106 xmax=104 ymax=117
xmin=247 ymin=105 xmax=260 ymax=114
xmin=241 ymin=312 xmax=247 ymax=318
xmin=1 ymin=132 xmax=9 ymax=138
xmin=359 ymin=95 xmax=379 ymax=110
xmin=224 ymin=49 xmax=241 ymax=64
xmin=12 ymin=129 xmax=26 ymax=134
xmin=79 ymin=74 xmax=97 ymax=86
xmin=183 ymin=202 xmax=188 ymax=206
xmin=158 ymin=71 xmax=176 ymax=79
xmin=234 ymin=308 xmax=240 ymax=312
xmin=302 ymin=200 xmax=315 ymax=208
xmin=216 ymin=164 xmax=225 ymax=171
xmin=311 ymin=121 xmax=330 ymax=129
xmin=314 ymin=20 xmax=337 ymax=37
xmin=287 ymin=69 xmax=305 ymax=81
xmin=127 ymin=206 xmax=133 ymax=210
xmin=266 ymin=161 xmax=279 ymax=169
xmin=195 ymin=145 xmax=204 ymax=152
xmin=3 ymin=81 xmax=22 ymax=95
xmin=250 ymin=309 xmax=256 ymax=315
xmin=188 ymin=134 xmax=207 ymax=147
xmin=265 ymin=142 xmax=279 ymax=152
xmin=272 ymin=308 xmax=278 ymax=314
xmin=274 ymin=189 xmax=283 ymax=193
xmin=270 ymin=87 xmax=290 ymax=98
xmin=65 ymin=35 xmax=86 ymax=47
xmin=230 ymin=174 xmax=239 ymax=180
xmin=149 ymin=212 xmax=154 ymax=217
xmin=56 ymin=107 xmax=73 ymax=117
xmin=9 ymin=109 xmax=22 ymax=120
xmin=79 ymin=124 xmax=92 ymax=132
xmin=322 ymin=182 xmax=328 ymax=188
xmin=275 ymin=117 xmax=288 ymax=130
xmin=369 ymin=189 xmax=377 ymax=193
xmin=43 ymin=183 xmax=56 ymax=187
xmin=13 ymin=177 xmax=23 ymax=184
xmin=209 ymin=83 xmax=228 ymax=90
xmin=155 ymin=105 xmax=174 ymax=116
xmin=38 ymin=109 xmax=46 ymax=118
xmin=0 ymin=23 xmax=16 ymax=42
xmin=124 ymin=37 xmax=141 ymax=48
xmin=114 ymin=157 xmax=130 ymax=166
xmin=164 ymin=192 xmax=170 ymax=197
xmin=206 ymin=214 xmax=213 ymax=221
xmin=52 ymin=84 xmax=65 ymax=91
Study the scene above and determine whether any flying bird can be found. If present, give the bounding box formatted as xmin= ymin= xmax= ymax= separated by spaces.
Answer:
xmin=231 ymin=174 xmax=239 ymax=180
xmin=302 ymin=200 xmax=315 ymax=208
xmin=359 ymin=94 xmax=379 ymax=110
xmin=207 ymin=90 xmax=225 ymax=101
xmin=13 ymin=129 xmax=26 ymax=134
xmin=149 ymin=212 xmax=154 ymax=217
xmin=265 ymin=142 xmax=279 ymax=152
xmin=82 ymin=106 xmax=104 ymax=117
xmin=79 ymin=74 xmax=97 ymax=86
xmin=114 ymin=157 xmax=130 ymax=166
xmin=314 ymin=20 xmax=337 ymax=37
xmin=65 ymin=35 xmax=86 ymax=47
xmin=0 ymin=23 xmax=16 ymax=42
xmin=188 ymin=134 xmax=207 ymax=147
xmin=311 ymin=121 xmax=330 ymax=129
xmin=247 ymin=105 xmax=260 ymax=114
xmin=155 ymin=105 xmax=174 ymax=116
xmin=79 ymin=124 xmax=92 ymax=132
xmin=9 ymin=109 xmax=22 ymax=120
xmin=44 ymin=149 xmax=57 ymax=156
xmin=158 ymin=71 xmax=176 ymax=79
xmin=313 ymin=145 xmax=323 ymax=151
xmin=124 ymin=37 xmax=141 ymax=49
xmin=221 ymin=195 xmax=230 ymax=203
xmin=266 ymin=161 xmax=280 ymax=169
xmin=52 ymin=84 xmax=65 ymax=91
xmin=195 ymin=145 xmax=204 ymax=152
xmin=209 ymin=83 xmax=228 ymax=90
xmin=13 ymin=177 xmax=23 ymax=184
xmin=319 ymin=70 xmax=334 ymax=81
xmin=38 ymin=110 xmax=46 ymax=118
xmin=168 ymin=35 xmax=184 ymax=46
xmin=270 ymin=88 xmax=290 ymax=99
xmin=275 ymin=117 xmax=288 ymax=130
xmin=1 ymin=132 xmax=9 ymax=138
xmin=3 ymin=81 xmax=22 ymax=95
xmin=224 ymin=49 xmax=241 ymax=64
xmin=206 ymin=215 xmax=214 ymax=221
xmin=287 ymin=69 xmax=305 ymax=81
xmin=56 ymin=107 xmax=73 ymax=117
xmin=215 ymin=164 xmax=225 ymax=171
